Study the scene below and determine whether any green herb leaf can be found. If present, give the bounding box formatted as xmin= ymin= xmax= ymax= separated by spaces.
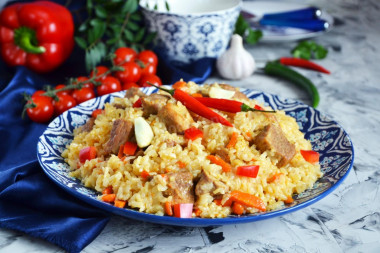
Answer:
xmin=75 ymin=36 xmax=87 ymax=49
xmin=122 ymin=0 xmax=138 ymax=14
xmin=143 ymin=32 xmax=157 ymax=45
xmin=291 ymin=40 xmax=328 ymax=60
xmin=134 ymin=28 xmax=145 ymax=43
xmin=130 ymin=12 xmax=142 ymax=22
xmin=234 ymin=14 xmax=249 ymax=36
xmin=165 ymin=1 xmax=170 ymax=11
xmin=245 ymin=29 xmax=262 ymax=45
xmin=85 ymin=42 xmax=107 ymax=72
xmin=95 ymin=5 xmax=108 ymax=18
xmin=124 ymin=29 xmax=134 ymax=42
xmin=126 ymin=21 xmax=139 ymax=31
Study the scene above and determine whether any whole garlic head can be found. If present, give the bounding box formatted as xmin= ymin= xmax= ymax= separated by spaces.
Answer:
xmin=216 ymin=34 xmax=256 ymax=80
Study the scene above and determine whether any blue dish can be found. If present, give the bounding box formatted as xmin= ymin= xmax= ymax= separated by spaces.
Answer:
xmin=37 ymin=88 xmax=354 ymax=227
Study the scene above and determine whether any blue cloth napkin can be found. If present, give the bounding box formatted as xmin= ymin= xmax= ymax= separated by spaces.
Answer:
xmin=0 ymin=23 xmax=214 ymax=253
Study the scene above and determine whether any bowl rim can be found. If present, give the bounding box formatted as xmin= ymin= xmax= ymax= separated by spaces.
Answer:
xmin=139 ymin=0 xmax=242 ymax=16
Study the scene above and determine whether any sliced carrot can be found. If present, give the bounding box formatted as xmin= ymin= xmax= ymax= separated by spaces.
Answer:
xmin=229 ymin=190 xmax=266 ymax=212
xmin=207 ymin=155 xmax=231 ymax=172
xmin=172 ymin=80 xmax=186 ymax=89
xmin=141 ymin=170 xmax=150 ymax=179
xmin=194 ymin=208 xmax=202 ymax=217
xmin=102 ymin=193 xmax=116 ymax=203
xmin=160 ymin=174 xmax=168 ymax=181
xmin=267 ymin=173 xmax=283 ymax=183
xmin=232 ymin=202 xmax=245 ymax=215
xmin=165 ymin=168 xmax=171 ymax=173
xmin=92 ymin=109 xmax=104 ymax=118
xmin=176 ymin=161 xmax=187 ymax=169
xmin=118 ymin=145 xmax=124 ymax=159
xmin=246 ymin=132 xmax=252 ymax=137
xmin=213 ymin=199 xmax=222 ymax=206
xmin=165 ymin=201 xmax=173 ymax=216
xmin=284 ymin=195 xmax=294 ymax=204
xmin=226 ymin=132 xmax=238 ymax=149
xmin=191 ymin=93 xmax=203 ymax=98
xmin=114 ymin=200 xmax=126 ymax=208
xmin=102 ymin=186 xmax=113 ymax=195
xmin=222 ymin=197 xmax=233 ymax=207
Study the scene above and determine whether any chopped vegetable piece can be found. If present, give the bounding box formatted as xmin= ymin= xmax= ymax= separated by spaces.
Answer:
xmin=173 ymin=203 xmax=193 ymax=218
xmin=284 ymin=196 xmax=294 ymax=204
xmin=300 ymin=150 xmax=319 ymax=163
xmin=102 ymin=194 xmax=116 ymax=203
xmin=267 ymin=173 xmax=283 ymax=183
xmin=79 ymin=146 xmax=97 ymax=163
xmin=133 ymin=98 xmax=142 ymax=108
xmin=102 ymin=186 xmax=113 ymax=195
xmin=232 ymin=202 xmax=245 ymax=215
xmin=191 ymin=93 xmax=203 ymax=98
xmin=92 ymin=109 xmax=103 ymax=118
xmin=213 ymin=199 xmax=223 ymax=206
xmin=194 ymin=208 xmax=202 ymax=217
xmin=165 ymin=201 xmax=173 ymax=216
xmin=177 ymin=161 xmax=187 ymax=169
xmin=226 ymin=132 xmax=238 ymax=149
xmin=184 ymin=127 xmax=203 ymax=141
xmin=118 ymin=145 xmax=124 ymax=159
xmin=114 ymin=200 xmax=126 ymax=208
xmin=123 ymin=141 xmax=138 ymax=156
xmin=141 ymin=170 xmax=150 ymax=179
xmin=229 ymin=190 xmax=266 ymax=211
xmin=207 ymin=155 xmax=231 ymax=172
xmin=172 ymin=80 xmax=186 ymax=89
xmin=236 ymin=165 xmax=260 ymax=178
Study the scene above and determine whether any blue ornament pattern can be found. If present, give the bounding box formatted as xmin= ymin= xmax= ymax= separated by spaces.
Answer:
xmin=37 ymin=88 xmax=354 ymax=227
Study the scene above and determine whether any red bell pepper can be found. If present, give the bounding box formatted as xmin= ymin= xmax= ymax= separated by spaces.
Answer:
xmin=184 ymin=127 xmax=203 ymax=141
xmin=300 ymin=150 xmax=320 ymax=163
xmin=123 ymin=141 xmax=138 ymax=156
xmin=236 ymin=165 xmax=260 ymax=178
xmin=173 ymin=203 xmax=193 ymax=218
xmin=79 ymin=146 xmax=97 ymax=163
xmin=0 ymin=1 xmax=74 ymax=73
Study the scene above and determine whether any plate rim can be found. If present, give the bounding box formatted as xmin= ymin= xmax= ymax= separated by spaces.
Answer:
xmin=37 ymin=88 xmax=354 ymax=227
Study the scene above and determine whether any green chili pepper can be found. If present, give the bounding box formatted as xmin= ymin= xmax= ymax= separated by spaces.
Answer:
xmin=264 ymin=61 xmax=320 ymax=108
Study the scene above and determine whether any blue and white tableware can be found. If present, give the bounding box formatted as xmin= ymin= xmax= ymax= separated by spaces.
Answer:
xmin=139 ymin=0 xmax=242 ymax=63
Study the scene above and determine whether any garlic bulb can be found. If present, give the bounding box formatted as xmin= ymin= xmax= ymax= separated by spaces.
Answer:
xmin=216 ymin=34 xmax=256 ymax=80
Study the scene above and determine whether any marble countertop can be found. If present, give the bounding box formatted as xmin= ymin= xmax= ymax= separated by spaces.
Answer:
xmin=1 ymin=0 xmax=379 ymax=252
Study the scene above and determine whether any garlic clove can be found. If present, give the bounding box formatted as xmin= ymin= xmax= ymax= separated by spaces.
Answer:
xmin=134 ymin=117 xmax=154 ymax=148
xmin=216 ymin=34 xmax=256 ymax=80
xmin=209 ymin=86 xmax=235 ymax=99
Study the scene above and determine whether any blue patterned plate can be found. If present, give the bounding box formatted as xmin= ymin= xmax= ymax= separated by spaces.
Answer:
xmin=37 ymin=88 xmax=354 ymax=226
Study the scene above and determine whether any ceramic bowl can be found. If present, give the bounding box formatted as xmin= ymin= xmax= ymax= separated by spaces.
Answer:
xmin=139 ymin=0 xmax=242 ymax=63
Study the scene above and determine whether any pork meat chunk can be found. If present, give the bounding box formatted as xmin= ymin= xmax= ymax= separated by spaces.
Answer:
xmin=124 ymin=87 xmax=146 ymax=99
xmin=78 ymin=117 xmax=95 ymax=133
xmin=195 ymin=170 xmax=229 ymax=197
xmin=253 ymin=124 xmax=296 ymax=167
xmin=158 ymin=103 xmax=194 ymax=134
xmin=166 ymin=170 xmax=194 ymax=204
xmin=102 ymin=119 xmax=134 ymax=156
xmin=141 ymin=93 xmax=169 ymax=117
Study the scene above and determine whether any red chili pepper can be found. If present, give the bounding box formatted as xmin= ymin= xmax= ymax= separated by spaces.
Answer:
xmin=195 ymin=97 xmax=275 ymax=113
xmin=236 ymin=165 xmax=260 ymax=178
xmin=0 ymin=1 xmax=74 ymax=73
xmin=148 ymin=83 xmax=233 ymax=127
xmin=279 ymin=57 xmax=330 ymax=74
xmin=184 ymin=127 xmax=203 ymax=141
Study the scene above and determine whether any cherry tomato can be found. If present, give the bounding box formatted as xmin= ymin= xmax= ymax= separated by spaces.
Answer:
xmin=138 ymin=74 xmax=162 ymax=87
xmin=55 ymin=84 xmax=71 ymax=96
xmin=140 ymin=62 xmax=157 ymax=76
xmin=32 ymin=90 xmax=53 ymax=102
xmin=90 ymin=66 xmax=110 ymax=81
xmin=26 ymin=96 xmax=54 ymax=123
xmin=114 ymin=62 xmax=141 ymax=83
xmin=137 ymin=50 xmax=158 ymax=67
xmin=72 ymin=87 xmax=96 ymax=104
xmin=75 ymin=76 xmax=94 ymax=89
xmin=97 ymin=76 xmax=122 ymax=96
xmin=122 ymin=82 xmax=139 ymax=90
xmin=113 ymin=47 xmax=137 ymax=65
xmin=53 ymin=94 xmax=77 ymax=116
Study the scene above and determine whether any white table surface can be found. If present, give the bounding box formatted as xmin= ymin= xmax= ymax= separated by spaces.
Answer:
xmin=1 ymin=0 xmax=380 ymax=252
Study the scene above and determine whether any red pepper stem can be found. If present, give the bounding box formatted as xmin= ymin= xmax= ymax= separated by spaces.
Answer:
xmin=146 ymin=82 xmax=174 ymax=96
xmin=14 ymin=27 xmax=45 ymax=54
